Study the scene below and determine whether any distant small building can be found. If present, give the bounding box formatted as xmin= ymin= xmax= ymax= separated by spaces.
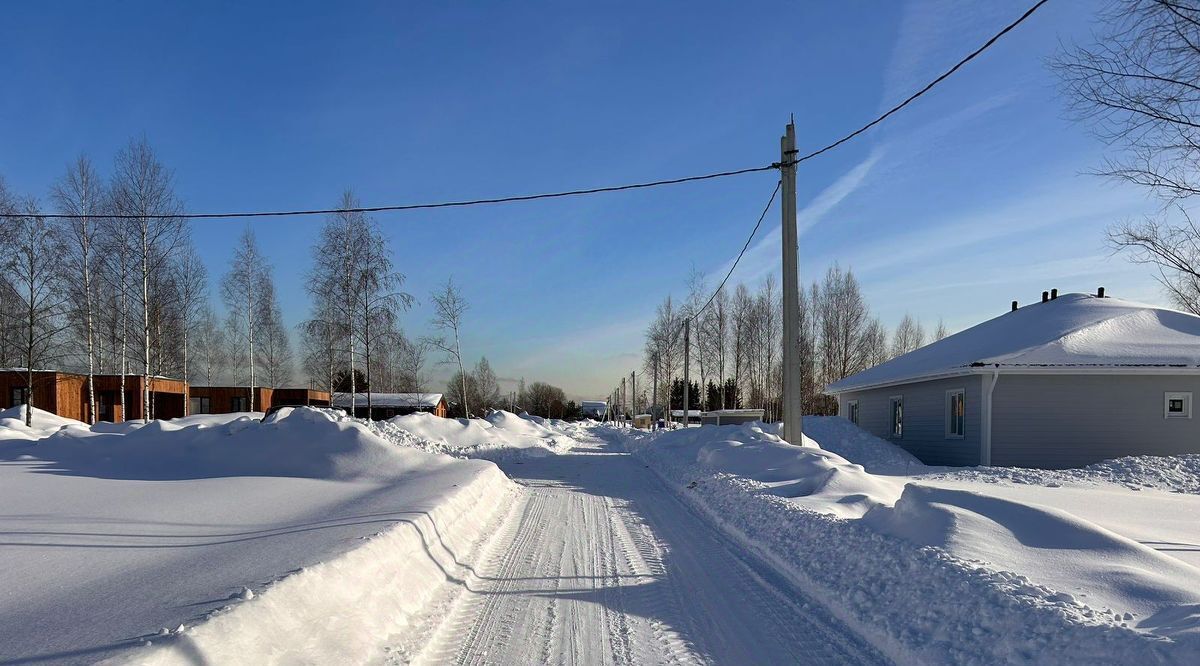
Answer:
xmin=189 ymin=386 xmax=331 ymax=415
xmin=332 ymin=392 xmax=448 ymax=420
xmin=700 ymin=409 xmax=765 ymax=426
xmin=1 ymin=370 xmax=186 ymax=422
xmin=632 ymin=413 xmax=653 ymax=429
xmin=827 ymin=291 xmax=1200 ymax=469
xmin=670 ymin=409 xmax=702 ymax=424
xmin=580 ymin=400 xmax=607 ymax=419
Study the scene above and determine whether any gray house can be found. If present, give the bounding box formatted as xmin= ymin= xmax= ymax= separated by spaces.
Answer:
xmin=825 ymin=291 xmax=1200 ymax=469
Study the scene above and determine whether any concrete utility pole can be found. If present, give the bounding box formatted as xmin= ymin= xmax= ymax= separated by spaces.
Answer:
xmin=682 ymin=318 xmax=691 ymax=429
xmin=630 ymin=371 xmax=637 ymax=417
xmin=620 ymin=377 xmax=626 ymax=426
xmin=651 ymin=353 xmax=659 ymax=427
xmin=781 ymin=120 xmax=803 ymax=443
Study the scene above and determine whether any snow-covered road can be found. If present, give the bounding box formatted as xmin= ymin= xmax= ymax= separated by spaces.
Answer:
xmin=411 ymin=434 xmax=886 ymax=665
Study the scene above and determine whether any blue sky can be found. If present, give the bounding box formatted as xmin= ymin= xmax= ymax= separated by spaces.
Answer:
xmin=0 ymin=1 xmax=1164 ymax=399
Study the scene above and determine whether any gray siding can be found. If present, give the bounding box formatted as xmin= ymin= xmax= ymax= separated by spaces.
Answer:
xmin=838 ymin=375 xmax=982 ymax=466
xmin=992 ymin=374 xmax=1200 ymax=469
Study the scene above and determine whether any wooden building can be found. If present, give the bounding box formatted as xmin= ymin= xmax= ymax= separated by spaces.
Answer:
xmin=271 ymin=388 xmax=332 ymax=409
xmin=0 ymin=370 xmax=186 ymax=422
xmin=189 ymin=386 xmax=332 ymax=415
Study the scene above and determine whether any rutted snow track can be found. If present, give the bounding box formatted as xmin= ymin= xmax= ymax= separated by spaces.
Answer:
xmin=409 ymin=437 xmax=887 ymax=665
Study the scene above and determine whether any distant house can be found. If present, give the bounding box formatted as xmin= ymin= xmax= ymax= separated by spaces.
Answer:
xmin=826 ymin=291 xmax=1200 ymax=469
xmin=581 ymin=400 xmax=607 ymax=419
xmin=331 ymin=392 xmax=448 ymax=420
xmin=0 ymin=370 xmax=186 ymax=422
xmin=189 ymin=386 xmax=331 ymax=415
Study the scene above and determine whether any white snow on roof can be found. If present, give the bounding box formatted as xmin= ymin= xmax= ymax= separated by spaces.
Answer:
xmin=828 ymin=293 xmax=1200 ymax=393
xmin=331 ymin=393 xmax=444 ymax=408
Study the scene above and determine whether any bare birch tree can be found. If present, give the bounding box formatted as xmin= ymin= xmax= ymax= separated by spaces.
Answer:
xmin=221 ymin=227 xmax=270 ymax=411
xmin=109 ymin=138 xmax=184 ymax=418
xmin=1 ymin=195 xmax=70 ymax=426
xmin=50 ymin=156 xmax=105 ymax=423
xmin=423 ymin=279 xmax=470 ymax=418
xmin=891 ymin=313 xmax=927 ymax=357
xmin=1056 ymin=1 xmax=1200 ymax=312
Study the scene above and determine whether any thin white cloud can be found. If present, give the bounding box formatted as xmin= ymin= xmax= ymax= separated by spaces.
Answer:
xmin=709 ymin=146 xmax=885 ymax=288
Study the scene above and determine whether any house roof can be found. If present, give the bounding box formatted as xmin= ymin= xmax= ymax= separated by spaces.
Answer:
xmin=331 ymin=392 xmax=444 ymax=408
xmin=827 ymin=293 xmax=1200 ymax=394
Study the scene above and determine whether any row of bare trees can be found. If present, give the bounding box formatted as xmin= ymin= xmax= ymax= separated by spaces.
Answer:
xmin=641 ymin=265 xmax=947 ymax=421
xmin=300 ymin=192 xmax=418 ymax=415
xmin=0 ymin=140 xmax=292 ymax=425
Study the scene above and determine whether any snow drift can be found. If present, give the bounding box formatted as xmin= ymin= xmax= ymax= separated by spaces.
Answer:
xmin=371 ymin=409 xmax=578 ymax=459
xmin=0 ymin=407 xmax=515 ymax=664
xmin=623 ymin=418 xmax=1200 ymax=662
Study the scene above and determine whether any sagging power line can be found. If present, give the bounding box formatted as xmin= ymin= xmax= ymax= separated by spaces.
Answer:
xmin=31 ymin=0 xmax=1049 ymax=222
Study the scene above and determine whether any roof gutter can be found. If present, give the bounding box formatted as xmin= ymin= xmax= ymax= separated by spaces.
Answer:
xmin=824 ymin=364 xmax=1200 ymax=395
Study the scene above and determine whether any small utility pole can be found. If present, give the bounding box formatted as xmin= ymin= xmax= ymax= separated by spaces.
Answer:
xmin=651 ymin=353 xmax=659 ymax=427
xmin=781 ymin=119 xmax=803 ymax=443
xmin=620 ymin=376 xmax=626 ymax=426
xmin=682 ymin=318 xmax=691 ymax=429
xmin=631 ymin=370 xmax=637 ymax=418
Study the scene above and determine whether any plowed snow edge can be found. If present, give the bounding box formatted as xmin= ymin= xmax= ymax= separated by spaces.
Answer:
xmin=628 ymin=435 xmax=1200 ymax=665
xmin=105 ymin=464 xmax=516 ymax=665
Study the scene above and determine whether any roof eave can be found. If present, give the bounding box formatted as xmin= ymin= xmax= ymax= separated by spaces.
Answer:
xmin=824 ymin=364 xmax=1200 ymax=394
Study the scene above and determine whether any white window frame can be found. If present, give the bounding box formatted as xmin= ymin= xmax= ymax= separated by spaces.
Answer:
xmin=846 ymin=399 xmax=859 ymax=425
xmin=1165 ymin=391 xmax=1192 ymax=419
xmin=890 ymin=395 xmax=903 ymax=439
xmin=945 ymin=388 xmax=965 ymax=439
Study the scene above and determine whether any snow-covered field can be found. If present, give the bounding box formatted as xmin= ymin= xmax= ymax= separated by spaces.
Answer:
xmin=622 ymin=417 xmax=1200 ymax=663
xmin=0 ymin=406 xmax=513 ymax=664
xmin=5 ymin=403 xmax=1199 ymax=664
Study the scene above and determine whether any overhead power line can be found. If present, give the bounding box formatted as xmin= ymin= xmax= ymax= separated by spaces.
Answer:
xmin=793 ymin=0 xmax=1050 ymax=165
xmin=693 ymin=181 xmax=781 ymax=321
xmin=35 ymin=164 xmax=780 ymax=220
xmin=32 ymin=0 xmax=1048 ymax=222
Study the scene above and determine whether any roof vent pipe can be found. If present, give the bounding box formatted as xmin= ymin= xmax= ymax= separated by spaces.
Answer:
xmin=1051 ymin=288 xmax=1058 ymax=299
xmin=1011 ymin=300 xmax=1018 ymax=311
xmin=1042 ymin=291 xmax=1049 ymax=303
xmin=1097 ymin=286 xmax=1105 ymax=298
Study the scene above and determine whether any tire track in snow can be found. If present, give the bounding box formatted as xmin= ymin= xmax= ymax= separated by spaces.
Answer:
xmin=408 ymin=443 xmax=884 ymax=665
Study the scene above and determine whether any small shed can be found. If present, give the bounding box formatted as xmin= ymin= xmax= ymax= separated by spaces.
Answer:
xmin=332 ymin=392 xmax=448 ymax=420
xmin=700 ymin=409 xmax=765 ymax=426
xmin=670 ymin=409 xmax=703 ymax=424
xmin=632 ymin=413 xmax=653 ymax=429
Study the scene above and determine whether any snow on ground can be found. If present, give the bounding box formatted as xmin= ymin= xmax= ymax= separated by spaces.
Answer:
xmin=0 ymin=404 xmax=86 ymax=441
xmin=0 ymin=407 xmax=513 ymax=665
xmin=620 ymin=417 xmax=1200 ymax=663
xmin=370 ymin=409 xmax=579 ymax=459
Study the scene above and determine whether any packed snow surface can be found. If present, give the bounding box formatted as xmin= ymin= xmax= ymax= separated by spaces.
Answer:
xmin=0 ymin=407 xmax=511 ymax=664
xmin=623 ymin=417 xmax=1200 ymax=662
xmin=828 ymin=293 xmax=1200 ymax=391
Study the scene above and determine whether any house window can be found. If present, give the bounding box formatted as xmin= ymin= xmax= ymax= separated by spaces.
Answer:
xmin=190 ymin=397 xmax=211 ymax=414
xmin=946 ymin=389 xmax=965 ymax=439
xmin=1165 ymin=392 xmax=1192 ymax=419
xmin=890 ymin=396 xmax=903 ymax=438
xmin=10 ymin=387 xmax=28 ymax=408
xmin=846 ymin=400 xmax=859 ymax=425
xmin=230 ymin=396 xmax=247 ymax=412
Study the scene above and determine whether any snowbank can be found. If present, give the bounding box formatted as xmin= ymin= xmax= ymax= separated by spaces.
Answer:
xmin=371 ymin=409 xmax=578 ymax=459
xmin=0 ymin=404 xmax=85 ymax=441
xmin=0 ymin=407 xmax=515 ymax=664
xmin=621 ymin=419 xmax=1200 ymax=663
